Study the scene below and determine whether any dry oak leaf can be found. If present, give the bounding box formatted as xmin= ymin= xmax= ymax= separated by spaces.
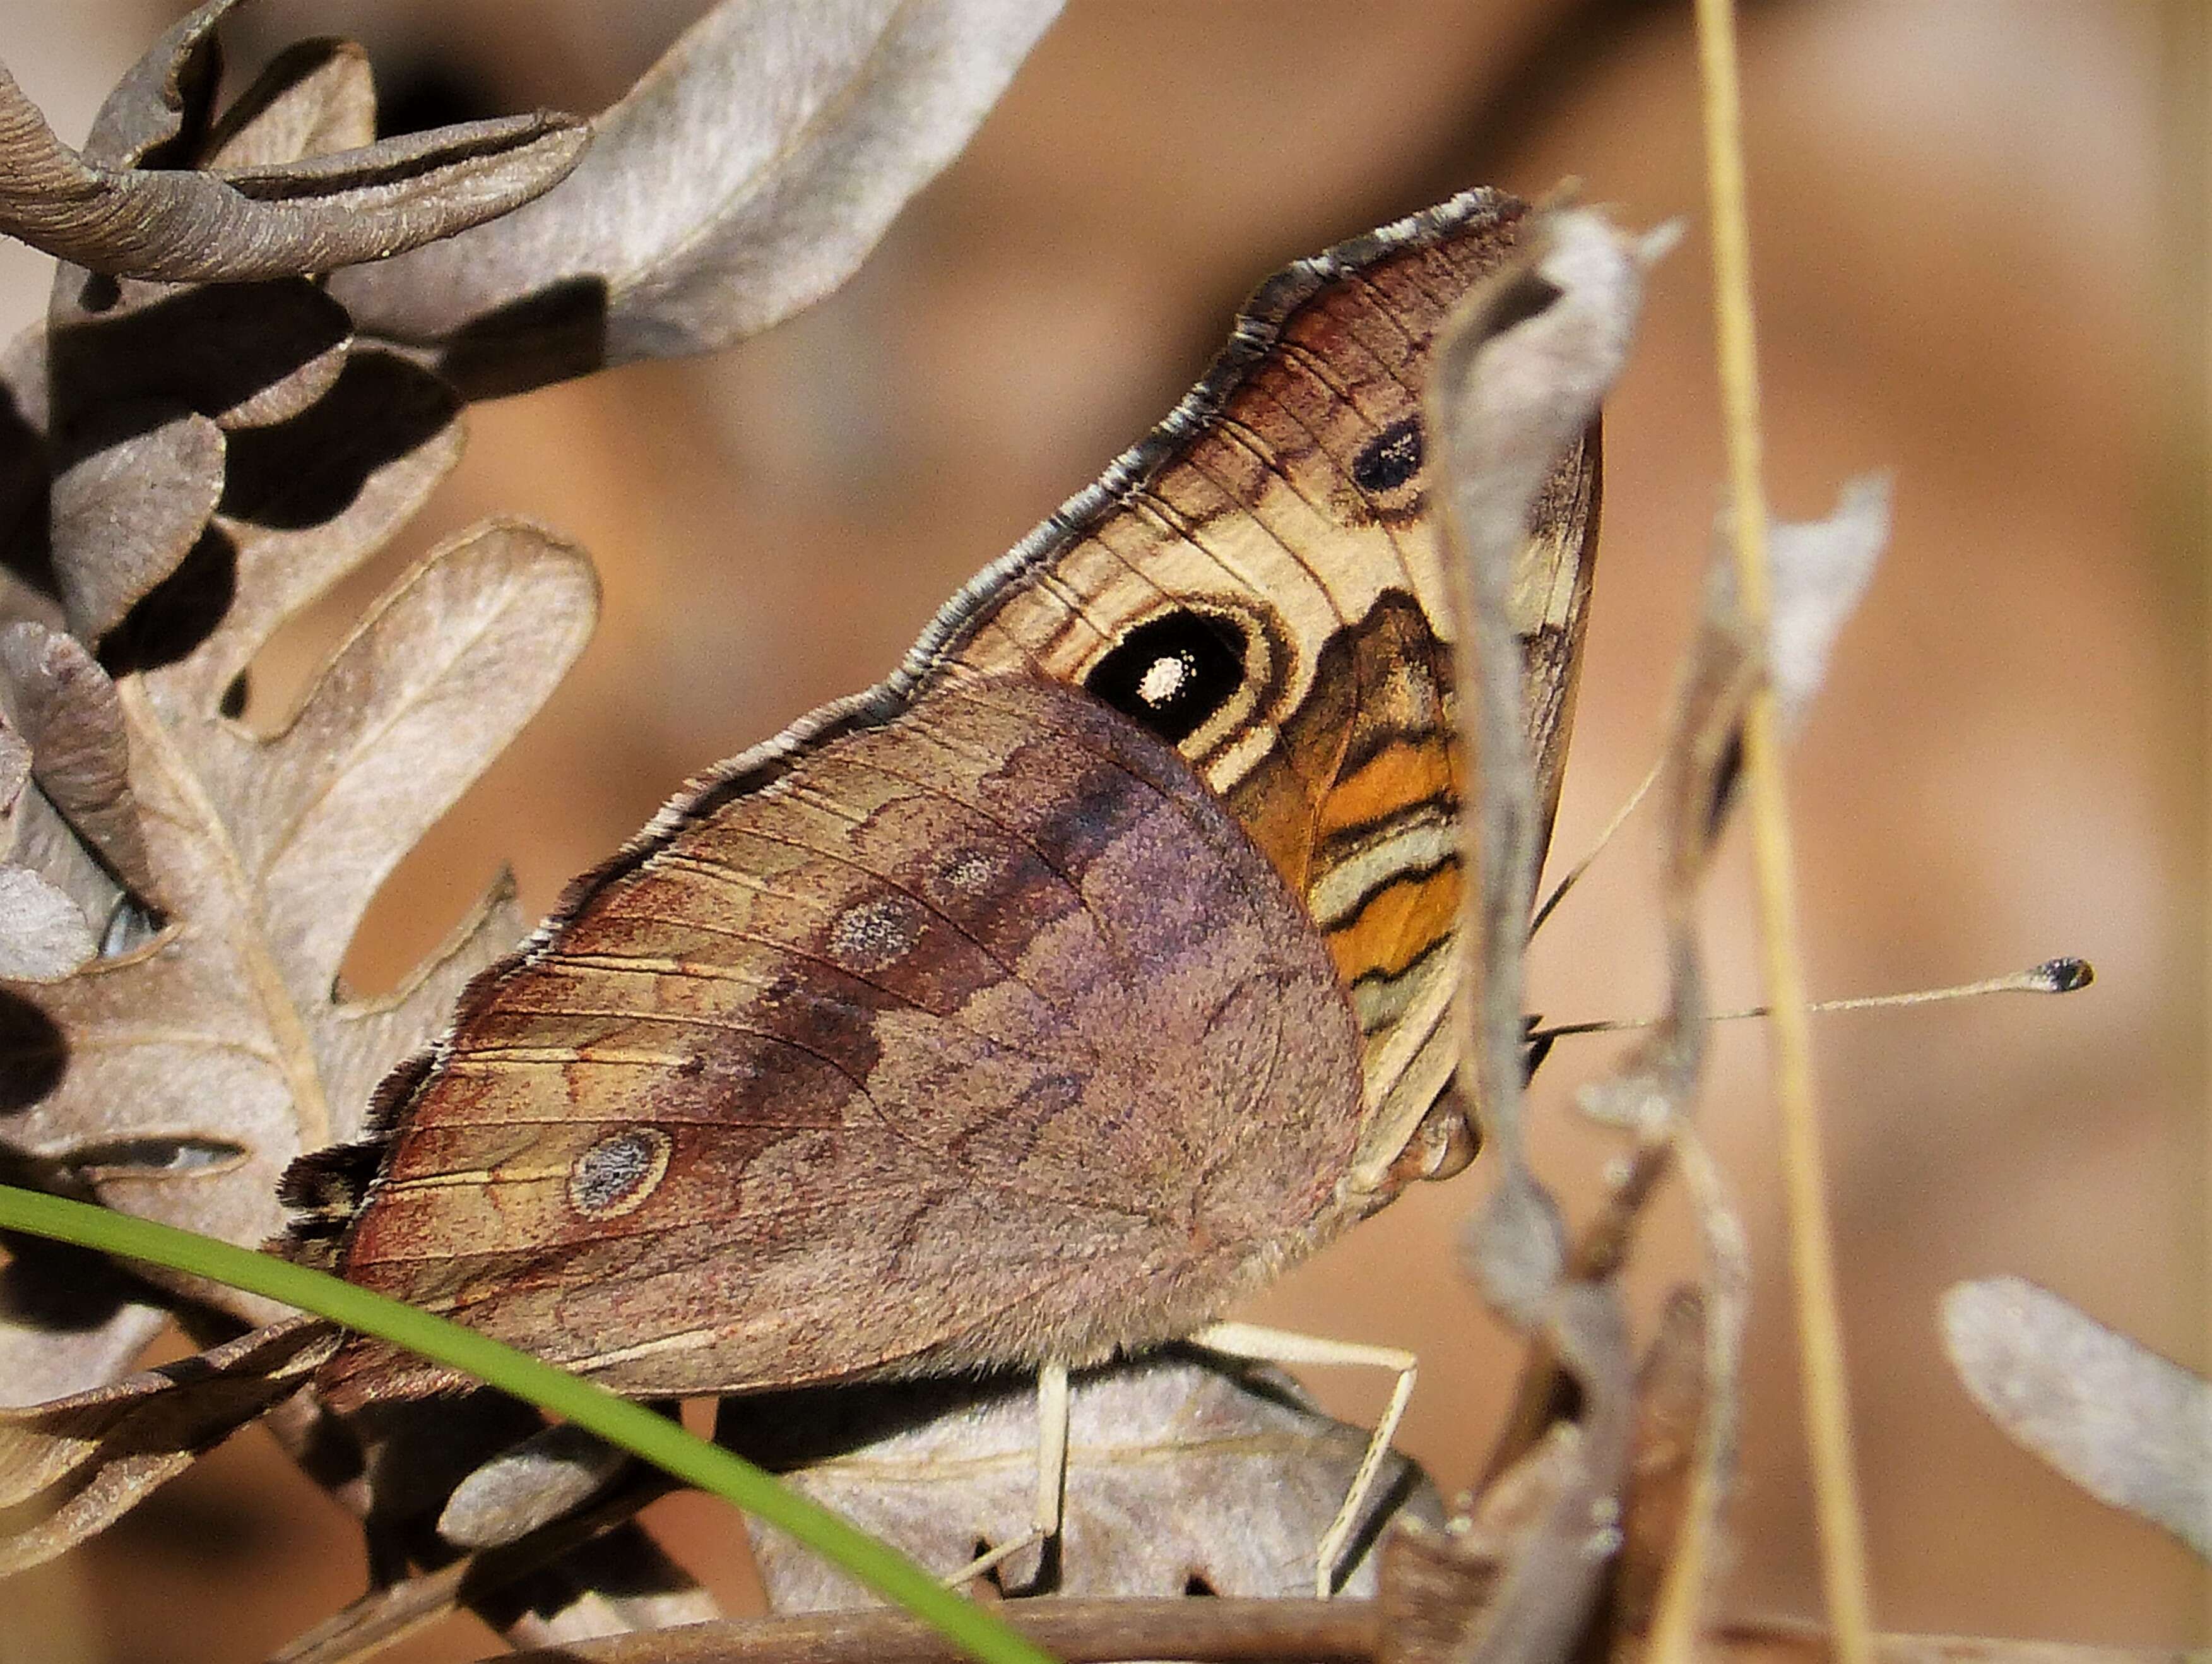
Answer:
xmin=0 ymin=518 xmax=596 ymax=1394
xmin=740 ymin=1353 xmax=1441 ymax=1610
xmin=0 ymin=0 xmax=586 ymax=285
xmin=0 ymin=349 xmax=478 ymax=1413
xmin=330 ymin=0 xmax=1066 ymax=396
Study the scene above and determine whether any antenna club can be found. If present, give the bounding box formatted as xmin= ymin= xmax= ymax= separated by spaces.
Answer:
xmin=2033 ymin=956 xmax=2094 ymax=994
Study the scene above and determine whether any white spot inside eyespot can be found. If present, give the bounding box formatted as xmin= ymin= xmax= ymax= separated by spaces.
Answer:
xmin=829 ymin=893 xmax=924 ymax=970
xmin=942 ymin=849 xmax=999 ymax=896
xmin=1135 ymin=651 xmax=1192 ymax=708
xmin=567 ymin=1127 xmax=672 ymax=1218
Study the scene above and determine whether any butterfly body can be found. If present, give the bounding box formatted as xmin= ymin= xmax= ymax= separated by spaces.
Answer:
xmin=285 ymin=186 xmax=1599 ymax=1410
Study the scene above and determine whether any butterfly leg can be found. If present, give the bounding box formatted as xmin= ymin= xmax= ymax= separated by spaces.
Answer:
xmin=942 ymin=1360 xmax=1070 ymax=1590
xmin=1187 ymin=1321 xmax=1417 ymax=1597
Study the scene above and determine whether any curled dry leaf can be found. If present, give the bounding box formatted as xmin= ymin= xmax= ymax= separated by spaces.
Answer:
xmin=272 ymin=1472 xmax=718 ymax=1664
xmin=1564 ymin=528 xmax=1764 ymax=1652
xmin=1638 ymin=1126 xmax=1749 ymax=1654
xmin=1942 ymin=1277 xmax=2211 ymax=1560
xmin=0 ymin=1 xmax=586 ymax=285
xmin=247 ymin=1385 xmax=714 ymax=1662
xmin=1378 ymin=1283 xmax=1643 ymax=1664
xmin=1614 ymin=1288 xmax=1708 ymax=1628
xmin=44 ymin=280 xmax=355 ymax=437
xmin=1424 ymin=206 xmax=1649 ymax=1326
xmin=740 ymin=1354 xmax=1440 ymax=1608
xmin=1479 ymin=1141 xmax=1674 ymax=1489
xmin=1460 ymin=1283 xmax=1635 ymax=1664
xmin=1465 ymin=1163 xmax=1566 ymax=1331
xmin=329 ymin=0 xmax=1066 ymax=395
xmin=0 ymin=1313 xmax=334 ymax=1573
xmin=439 ymin=1420 xmax=638 ymax=1551
xmin=1376 ymin=1431 xmax=1573 ymax=1664
xmin=1708 ymin=472 xmax=1891 ymax=738
xmin=0 ymin=622 xmax=158 ymax=905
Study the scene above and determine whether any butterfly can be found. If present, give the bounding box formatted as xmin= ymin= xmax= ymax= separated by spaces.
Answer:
xmin=285 ymin=184 xmax=1595 ymax=1401
xmin=9 ymin=186 xmax=1600 ymax=1590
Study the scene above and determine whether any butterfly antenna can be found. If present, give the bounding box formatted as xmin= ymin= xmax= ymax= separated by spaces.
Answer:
xmin=1530 ymin=759 xmax=1662 ymax=937
xmin=1527 ymin=957 xmax=2093 ymax=1045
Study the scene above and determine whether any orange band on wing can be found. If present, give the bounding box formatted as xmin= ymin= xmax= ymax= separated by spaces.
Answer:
xmin=1325 ymin=862 xmax=1460 ymax=987
xmin=1315 ymin=737 xmax=1455 ymax=840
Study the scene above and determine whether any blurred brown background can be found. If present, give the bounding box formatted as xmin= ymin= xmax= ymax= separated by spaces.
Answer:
xmin=0 ymin=2 xmax=2204 ymax=1659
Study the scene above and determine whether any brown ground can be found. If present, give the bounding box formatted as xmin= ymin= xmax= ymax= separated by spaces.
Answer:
xmin=0 ymin=3 xmax=2203 ymax=1660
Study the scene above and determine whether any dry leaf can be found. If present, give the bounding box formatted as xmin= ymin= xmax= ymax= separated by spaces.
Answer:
xmin=0 ymin=298 xmax=552 ymax=1422
xmin=46 ymin=400 xmax=225 ymax=645
xmin=1614 ymin=1288 xmax=1708 ymax=1627
xmin=740 ymin=1353 xmax=1440 ymax=1608
xmin=271 ymin=1467 xmax=717 ymax=1664
xmin=201 ymin=39 xmax=379 ymax=170
xmin=0 ymin=622 xmax=158 ymax=905
xmin=0 ymin=720 xmax=26 ymax=809
xmin=329 ymin=0 xmax=1066 ymax=395
xmin=0 ymin=1313 xmax=334 ymax=1573
xmin=1425 ymin=206 xmax=1651 ymax=1327
xmin=1463 ymin=1283 xmax=1635 ymax=1664
xmin=1708 ymin=472 xmax=1891 ymax=737
xmin=1376 ymin=1514 xmax=1505 ymax=1664
xmin=44 ymin=280 xmax=356 ymax=437
xmin=0 ymin=2 xmax=586 ymax=285
xmin=0 ymin=1240 xmax=170 ymax=1417
xmin=476 ymin=1521 xmax=723 ymax=1653
xmin=1942 ymin=1278 xmax=2211 ymax=1560
xmin=175 ymin=352 xmax=467 ymax=711
xmin=0 ymin=867 xmax=95 ymax=980
xmin=1376 ymin=1431 xmax=1580 ymax=1664
xmin=0 ymin=519 xmax=595 ymax=1321
xmin=439 ymin=1422 xmax=638 ymax=1552
xmin=1558 ymin=562 xmax=1757 ymax=1646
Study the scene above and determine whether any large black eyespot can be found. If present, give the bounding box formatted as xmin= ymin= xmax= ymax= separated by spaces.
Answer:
xmin=1352 ymin=417 xmax=1423 ymax=494
xmin=1084 ymin=611 xmax=1248 ymax=744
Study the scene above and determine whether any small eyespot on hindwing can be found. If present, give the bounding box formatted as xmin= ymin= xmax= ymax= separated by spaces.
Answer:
xmin=1352 ymin=417 xmax=1423 ymax=495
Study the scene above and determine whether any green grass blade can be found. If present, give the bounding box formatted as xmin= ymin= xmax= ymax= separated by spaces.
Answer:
xmin=0 ymin=1182 xmax=1056 ymax=1664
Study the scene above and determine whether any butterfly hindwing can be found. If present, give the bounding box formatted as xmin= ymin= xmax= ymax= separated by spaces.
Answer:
xmin=319 ymin=679 xmax=1364 ymax=1405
